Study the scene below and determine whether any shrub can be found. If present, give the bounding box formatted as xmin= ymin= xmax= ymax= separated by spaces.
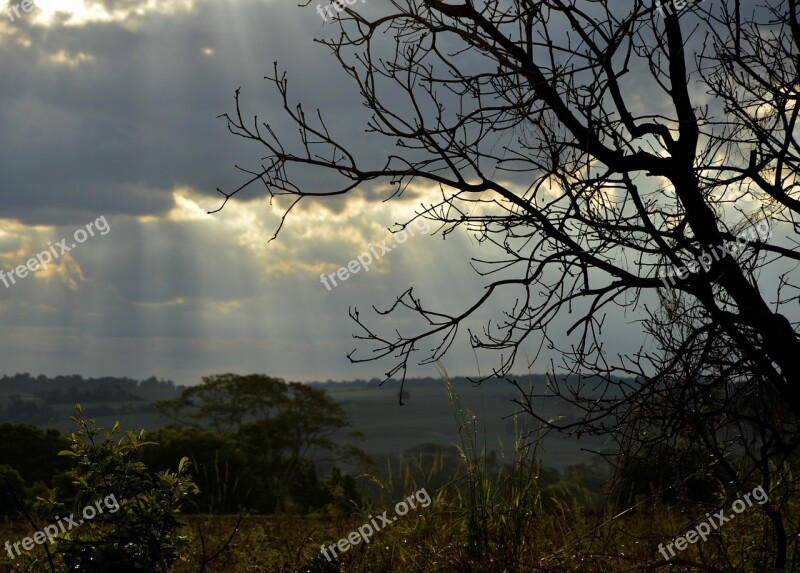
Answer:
xmin=41 ymin=406 xmax=198 ymax=573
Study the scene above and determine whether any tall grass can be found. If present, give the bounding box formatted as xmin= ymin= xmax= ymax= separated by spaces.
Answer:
xmin=440 ymin=366 xmax=544 ymax=569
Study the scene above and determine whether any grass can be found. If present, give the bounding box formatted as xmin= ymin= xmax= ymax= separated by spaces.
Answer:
xmin=2 ymin=504 xmax=783 ymax=572
xmin=0 ymin=371 xmax=796 ymax=572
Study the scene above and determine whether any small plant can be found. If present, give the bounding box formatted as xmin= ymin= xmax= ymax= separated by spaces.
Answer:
xmin=42 ymin=405 xmax=198 ymax=573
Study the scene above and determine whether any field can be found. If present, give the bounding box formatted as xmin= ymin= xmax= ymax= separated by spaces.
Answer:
xmin=0 ymin=377 xmax=608 ymax=470
xmin=0 ymin=496 xmax=778 ymax=572
xmin=0 ymin=374 xmax=792 ymax=572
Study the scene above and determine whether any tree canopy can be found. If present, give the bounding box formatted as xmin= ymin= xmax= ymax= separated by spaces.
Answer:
xmin=154 ymin=374 xmax=368 ymax=508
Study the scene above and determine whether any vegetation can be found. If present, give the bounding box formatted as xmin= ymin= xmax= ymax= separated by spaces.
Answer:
xmin=152 ymin=374 xmax=369 ymax=514
xmin=5 ymin=0 xmax=800 ymax=568
xmin=0 ymin=374 xmax=180 ymax=426
xmin=1 ymin=371 xmax=797 ymax=571
xmin=213 ymin=0 xmax=800 ymax=569
xmin=2 ymin=407 xmax=197 ymax=573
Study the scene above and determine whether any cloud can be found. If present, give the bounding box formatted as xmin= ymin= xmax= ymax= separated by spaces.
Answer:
xmin=0 ymin=0 xmax=675 ymax=385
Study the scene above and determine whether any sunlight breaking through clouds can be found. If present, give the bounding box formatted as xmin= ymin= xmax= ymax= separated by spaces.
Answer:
xmin=31 ymin=0 xmax=197 ymax=26
xmin=47 ymin=49 xmax=94 ymax=66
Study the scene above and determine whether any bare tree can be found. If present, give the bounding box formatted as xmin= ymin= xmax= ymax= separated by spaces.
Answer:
xmin=216 ymin=1 xmax=800 ymax=567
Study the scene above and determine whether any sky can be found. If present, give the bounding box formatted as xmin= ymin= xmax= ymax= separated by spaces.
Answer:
xmin=0 ymin=0 xmax=787 ymax=387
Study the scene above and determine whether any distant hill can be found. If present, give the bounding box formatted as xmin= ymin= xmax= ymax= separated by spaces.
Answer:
xmin=0 ymin=372 xmax=631 ymax=468
xmin=0 ymin=373 xmax=184 ymax=425
xmin=310 ymin=372 xmax=626 ymax=400
xmin=0 ymin=373 xmax=182 ymax=399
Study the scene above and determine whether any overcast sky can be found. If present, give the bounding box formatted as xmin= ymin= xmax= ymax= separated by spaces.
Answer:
xmin=0 ymin=0 xmax=790 ymax=387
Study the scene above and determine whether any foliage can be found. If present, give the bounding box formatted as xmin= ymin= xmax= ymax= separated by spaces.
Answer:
xmin=0 ymin=464 xmax=28 ymax=517
xmin=137 ymin=426 xmax=257 ymax=515
xmin=42 ymin=406 xmax=198 ymax=573
xmin=154 ymin=373 xmax=370 ymax=512
xmin=154 ymin=373 xmax=290 ymax=433
xmin=0 ymin=424 xmax=70 ymax=487
xmin=0 ymin=389 xmax=796 ymax=571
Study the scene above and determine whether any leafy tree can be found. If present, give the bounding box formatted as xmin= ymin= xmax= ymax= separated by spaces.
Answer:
xmin=0 ymin=464 xmax=28 ymax=517
xmin=323 ymin=466 xmax=362 ymax=514
xmin=154 ymin=373 xmax=290 ymax=434
xmin=154 ymin=374 xmax=369 ymax=512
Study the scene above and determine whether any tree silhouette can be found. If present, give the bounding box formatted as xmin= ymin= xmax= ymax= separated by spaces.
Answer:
xmin=217 ymin=2 xmax=800 ymax=567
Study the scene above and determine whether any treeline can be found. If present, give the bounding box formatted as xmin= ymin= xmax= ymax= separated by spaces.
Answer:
xmin=311 ymin=372 xmax=628 ymax=400
xmin=0 ymin=373 xmax=181 ymax=401
xmin=0 ymin=423 xmax=725 ymax=518
xmin=0 ymin=373 xmax=181 ymax=424
xmin=0 ymin=372 xmax=630 ymax=428
xmin=0 ymin=423 xmax=362 ymax=517
xmin=0 ymin=397 xmax=155 ymax=424
xmin=0 ymin=421 xmax=616 ymax=518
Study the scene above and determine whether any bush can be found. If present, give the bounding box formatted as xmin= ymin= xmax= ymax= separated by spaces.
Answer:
xmin=41 ymin=406 xmax=198 ymax=572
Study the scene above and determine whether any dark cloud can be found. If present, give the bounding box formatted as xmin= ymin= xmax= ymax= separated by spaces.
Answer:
xmin=0 ymin=0 xmax=687 ymax=385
